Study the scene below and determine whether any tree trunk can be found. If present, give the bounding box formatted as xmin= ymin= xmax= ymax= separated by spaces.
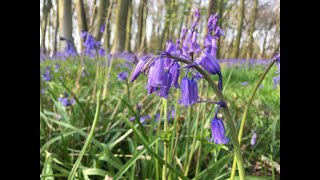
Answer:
xmin=160 ymin=0 xmax=172 ymax=50
xmin=52 ymin=0 xmax=59 ymax=56
xmin=40 ymin=0 xmax=52 ymax=54
xmin=75 ymin=0 xmax=88 ymax=51
xmin=111 ymin=0 xmax=129 ymax=53
xmin=92 ymin=0 xmax=108 ymax=41
xmin=125 ymin=0 xmax=133 ymax=52
xmin=233 ymin=0 xmax=245 ymax=58
xmin=102 ymin=0 xmax=113 ymax=52
xmin=58 ymin=0 xmax=74 ymax=50
xmin=217 ymin=0 xmax=224 ymax=59
xmin=261 ymin=30 xmax=269 ymax=58
xmin=137 ymin=0 xmax=148 ymax=52
xmin=246 ymin=0 xmax=258 ymax=59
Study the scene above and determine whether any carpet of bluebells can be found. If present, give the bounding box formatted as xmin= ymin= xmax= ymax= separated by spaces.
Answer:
xmin=40 ymin=9 xmax=279 ymax=180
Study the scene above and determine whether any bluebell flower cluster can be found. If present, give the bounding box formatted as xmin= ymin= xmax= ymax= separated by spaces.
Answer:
xmin=58 ymin=92 xmax=75 ymax=107
xmin=118 ymin=72 xmax=128 ymax=81
xmin=130 ymin=9 xmax=224 ymax=106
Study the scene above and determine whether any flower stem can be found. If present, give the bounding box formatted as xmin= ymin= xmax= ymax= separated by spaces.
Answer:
xmin=162 ymin=99 xmax=168 ymax=180
xmin=230 ymin=59 xmax=276 ymax=180
xmin=167 ymin=54 xmax=246 ymax=180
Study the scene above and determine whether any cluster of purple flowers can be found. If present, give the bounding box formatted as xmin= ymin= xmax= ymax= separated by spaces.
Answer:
xmin=81 ymin=31 xmax=106 ymax=57
xmin=131 ymin=9 xmax=223 ymax=106
xmin=42 ymin=67 xmax=52 ymax=81
xmin=58 ymin=92 xmax=75 ymax=107
xmin=130 ymin=9 xmax=230 ymax=145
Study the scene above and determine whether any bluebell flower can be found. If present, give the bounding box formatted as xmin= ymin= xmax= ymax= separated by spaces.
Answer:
xmin=118 ymin=72 xmax=128 ymax=81
xmin=58 ymin=93 xmax=75 ymax=107
xmin=158 ymin=72 xmax=172 ymax=99
xmin=169 ymin=62 xmax=180 ymax=88
xmin=43 ymin=69 xmax=52 ymax=81
xmin=241 ymin=82 xmax=249 ymax=86
xmin=130 ymin=115 xmax=150 ymax=124
xmin=99 ymin=48 xmax=105 ymax=56
xmin=179 ymin=76 xmax=198 ymax=106
xmin=150 ymin=57 xmax=165 ymax=86
xmin=100 ymin=23 xmax=106 ymax=33
xmin=195 ymin=48 xmax=221 ymax=75
xmin=251 ymin=130 xmax=257 ymax=146
xmin=208 ymin=117 xmax=229 ymax=144
xmin=130 ymin=55 xmax=150 ymax=82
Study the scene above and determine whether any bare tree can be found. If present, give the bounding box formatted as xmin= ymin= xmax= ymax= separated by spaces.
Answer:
xmin=75 ymin=0 xmax=88 ymax=51
xmin=137 ymin=0 xmax=148 ymax=52
xmin=40 ymin=0 xmax=52 ymax=54
xmin=246 ymin=0 xmax=258 ymax=59
xmin=125 ymin=0 xmax=133 ymax=52
xmin=58 ymin=0 xmax=74 ymax=50
xmin=111 ymin=0 xmax=130 ymax=53
xmin=233 ymin=0 xmax=245 ymax=58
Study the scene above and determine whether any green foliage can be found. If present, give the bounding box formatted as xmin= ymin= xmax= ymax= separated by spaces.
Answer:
xmin=40 ymin=57 xmax=280 ymax=179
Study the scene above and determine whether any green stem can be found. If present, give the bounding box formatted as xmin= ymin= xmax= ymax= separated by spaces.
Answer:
xmin=68 ymin=90 xmax=102 ymax=180
xmin=162 ymin=99 xmax=168 ymax=180
xmin=230 ymin=59 xmax=276 ymax=180
xmin=195 ymin=81 xmax=209 ymax=177
xmin=183 ymin=106 xmax=191 ymax=176
xmin=155 ymin=104 xmax=163 ymax=180
xmin=126 ymin=79 xmax=131 ymax=103
xmin=167 ymin=54 xmax=246 ymax=180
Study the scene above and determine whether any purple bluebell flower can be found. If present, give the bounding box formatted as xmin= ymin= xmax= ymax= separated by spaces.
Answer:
xmin=190 ymin=77 xmax=199 ymax=104
xmin=118 ymin=72 xmax=128 ymax=81
xmin=207 ymin=13 xmax=218 ymax=33
xmin=65 ymin=41 xmax=77 ymax=56
xmin=146 ymin=65 xmax=159 ymax=94
xmin=158 ymin=72 xmax=172 ymax=99
xmin=99 ymin=48 xmax=105 ymax=56
xmin=191 ymin=9 xmax=200 ymax=30
xmin=180 ymin=28 xmax=187 ymax=39
xmin=130 ymin=115 xmax=150 ymax=124
xmin=251 ymin=130 xmax=257 ymax=146
xmin=196 ymin=48 xmax=221 ymax=75
xmin=130 ymin=56 xmax=148 ymax=82
xmin=241 ymin=82 xmax=249 ymax=86
xmin=169 ymin=62 xmax=180 ymax=88
xmin=100 ymin=23 xmax=106 ymax=33
xmin=150 ymin=57 xmax=164 ymax=86
xmin=81 ymin=31 xmax=88 ymax=39
xmin=208 ymin=117 xmax=229 ymax=144
xmin=43 ymin=69 xmax=52 ymax=81
xmin=179 ymin=77 xmax=198 ymax=106
xmin=171 ymin=108 xmax=175 ymax=119
xmin=58 ymin=93 xmax=75 ymax=107
xmin=54 ymin=63 xmax=60 ymax=73
xmin=155 ymin=113 xmax=160 ymax=122
xmin=273 ymin=75 xmax=280 ymax=85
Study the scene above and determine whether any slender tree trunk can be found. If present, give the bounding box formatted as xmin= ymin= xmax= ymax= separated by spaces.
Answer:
xmin=233 ymin=0 xmax=245 ymax=58
xmin=160 ymin=0 xmax=172 ymax=50
xmin=217 ymin=0 xmax=224 ymax=58
xmin=178 ymin=0 xmax=190 ymax=36
xmin=92 ymin=0 xmax=108 ymax=41
xmin=261 ymin=30 xmax=269 ymax=58
xmin=40 ymin=0 xmax=52 ymax=54
xmin=102 ymin=0 xmax=113 ymax=51
xmin=58 ymin=0 xmax=74 ymax=50
xmin=137 ymin=0 xmax=148 ymax=52
xmin=246 ymin=0 xmax=258 ymax=59
xmin=52 ymin=0 xmax=59 ymax=56
xmin=75 ymin=0 xmax=88 ymax=51
xmin=125 ymin=0 xmax=133 ymax=52
xmin=111 ymin=0 xmax=129 ymax=53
